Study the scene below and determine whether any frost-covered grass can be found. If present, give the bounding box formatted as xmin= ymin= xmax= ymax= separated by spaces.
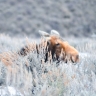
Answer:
xmin=0 ymin=34 xmax=96 ymax=96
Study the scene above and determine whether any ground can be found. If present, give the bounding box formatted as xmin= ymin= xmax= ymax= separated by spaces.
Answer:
xmin=0 ymin=34 xmax=96 ymax=96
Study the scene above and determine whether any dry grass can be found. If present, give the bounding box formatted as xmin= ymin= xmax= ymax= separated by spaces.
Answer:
xmin=0 ymin=35 xmax=96 ymax=96
xmin=0 ymin=52 xmax=18 ymax=66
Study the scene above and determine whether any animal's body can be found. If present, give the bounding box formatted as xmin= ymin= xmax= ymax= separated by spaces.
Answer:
xmin=19 ymin=30 xmax=79 ymax=63
xmin=57 ymin=40 xmax=79 ymax=63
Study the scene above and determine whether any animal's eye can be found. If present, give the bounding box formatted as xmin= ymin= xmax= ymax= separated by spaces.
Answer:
xmin=56 ymin=43 xmax=60 ymax=46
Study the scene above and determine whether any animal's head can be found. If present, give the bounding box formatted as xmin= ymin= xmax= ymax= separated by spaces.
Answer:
xmin=39 ymin=30 xmax=62 ymax=45
xmin=39 ymin=30 xmax=63 ymax=62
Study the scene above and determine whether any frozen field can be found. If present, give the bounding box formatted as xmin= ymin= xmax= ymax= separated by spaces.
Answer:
xmin=0 ymin=34 xmax=96 ymax=96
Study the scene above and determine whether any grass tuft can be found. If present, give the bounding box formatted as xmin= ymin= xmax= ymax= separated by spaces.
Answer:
xmin=0 ymin=35 xmax=96 ymax=96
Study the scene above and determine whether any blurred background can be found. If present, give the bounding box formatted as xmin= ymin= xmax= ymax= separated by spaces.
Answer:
xmin=0 ymin=0 xmax=96 ymax=38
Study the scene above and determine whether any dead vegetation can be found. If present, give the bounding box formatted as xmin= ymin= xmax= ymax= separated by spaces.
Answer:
xmin=0 ymin=35 xmax=96 ymax=96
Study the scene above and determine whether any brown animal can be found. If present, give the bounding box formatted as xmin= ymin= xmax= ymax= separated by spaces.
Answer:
xmin=42 ymin=30 xmax=79 ymax=63
xmin=19 ymin=30 xmax=79 ymax=63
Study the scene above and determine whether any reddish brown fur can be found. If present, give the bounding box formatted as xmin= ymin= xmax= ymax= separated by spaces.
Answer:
xmin=45 ymin=36 xmax=62 ymax=62
xmin=46 ymin=36 xmax=79 ymax=63
xmin=57 ymin=40 xmax=79 ymax=63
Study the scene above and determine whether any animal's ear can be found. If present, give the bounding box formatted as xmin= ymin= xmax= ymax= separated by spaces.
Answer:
xmin=39 ymin=30 xmax=51 ymax=41
xmin=51 ymin=30 xmax=65 ymax=41
xmin=39 ymin=30 xmax=50 ymax=37
xmin=51 ymin=30 xmax=60 ymax=37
